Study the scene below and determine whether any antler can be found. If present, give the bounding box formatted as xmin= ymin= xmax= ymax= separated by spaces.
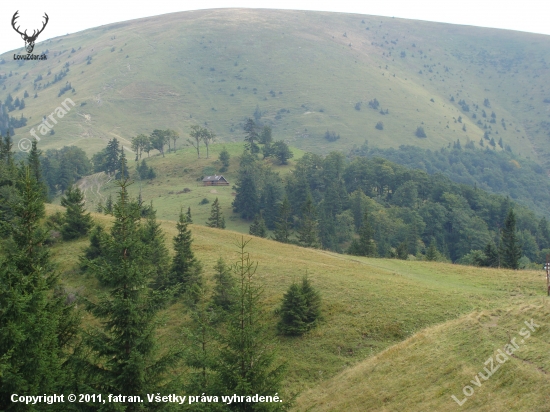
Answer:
xmin=11 ymin=11 xmax=26 ymax=37
xmin=33 ymin=13 xmax=49 ymax=38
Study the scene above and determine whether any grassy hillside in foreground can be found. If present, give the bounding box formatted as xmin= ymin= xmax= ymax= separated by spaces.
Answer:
xmin=294 ymin=303 xmax=550 ymax=411
xmin=1 ymin=9 xmax=549 ymax=165
xmin=47 ymin=203 xmax=548 ymax=402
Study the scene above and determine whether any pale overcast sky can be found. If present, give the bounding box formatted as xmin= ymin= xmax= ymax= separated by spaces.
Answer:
xmin=1 ymin=0 xmax=549 ymax=55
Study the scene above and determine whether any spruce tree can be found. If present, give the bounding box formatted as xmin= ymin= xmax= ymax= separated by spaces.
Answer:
xmin=215 ymin=238 xmax=285 ymax=411
xmin=259 ymin=177 xmax=283 ymax=230
xmin=183 ymin=285 xmax=220 ymax=398
xmin=80 ymin=224 xmax=106 ymax=271
xmin=297 ymin=195 xmax=320 ymax=248
xmin=186 ymin=206 xmax=193 ymax=223
xmin=104 ymin=193 xmax=113 ymax=215
xmin=483 ymin=242 xmax=499 ymax=267
xmin=301 ymin=274 xmax=321 ymax=327
xmin=501 ymin=208 xmax=522 ymax=269
xmin=169 ymin=208 xmax=203 ymax=293
xmin=27 ymin=139 xmax=48 ymax=200
xmin=232 ymin=166 xmax=259 ymax=220
xmin=278 ymin=274 xmax=321 ymax=336
xmin=249 ymin=213 xmax=267 ymax=238
xmin=206 ymin=197 xmax=226 ymax=229
xmin=243 ymin=118 xmax=260 ymax=154
xmin=141 ymin=202 xmax=169 ymax=283
xmin=60 ymin=185 xmax=93 ymax=240
xmin=277 ymin=283 xmax=308 ymax=336
xmin=425 ymin=238 xmax=438 ymax=261
xmin=0 ymin=168 xmax=78 ymax=408
xmin=273 ymin=196 xmax=292 ymax=243
xmin=219 ymin=146 xmax=230 ymax=170
xmin=212 ymin=257 xmax=237 ymax=312
xmin=116 ymin=148 xmax=129 ymax=179
xmin=83 ymin=177 xmax=181 ymax=402
xmin=104 ymin=138 xmax=120 ymax=176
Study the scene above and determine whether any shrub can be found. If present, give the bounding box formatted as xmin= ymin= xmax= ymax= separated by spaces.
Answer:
xmin=415 ymin=126 xmax=427 ymax=138
xmin=199 ymin=198 xmax=210 ymax=205
xmin=368 ymin=98 xmax=380 ymax=110
xmin=375 ymin=121 xmax=384 ymax=130
xmin=324 ymin=130 xmax=340 ymax=142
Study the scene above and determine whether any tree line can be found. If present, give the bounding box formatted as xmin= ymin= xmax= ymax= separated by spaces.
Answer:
xmin=233 ymin=146 xmax=550 ymax=266
xmin=350 ymin=140 xmax=550 ymax=219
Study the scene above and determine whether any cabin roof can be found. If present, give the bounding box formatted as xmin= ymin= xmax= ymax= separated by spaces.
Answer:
xmin=202 ymin=175 xmax=228 ymax=182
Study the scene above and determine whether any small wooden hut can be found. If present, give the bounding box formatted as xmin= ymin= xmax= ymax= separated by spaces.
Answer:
xmin=202 ymin=175 xmax=230 ymax=186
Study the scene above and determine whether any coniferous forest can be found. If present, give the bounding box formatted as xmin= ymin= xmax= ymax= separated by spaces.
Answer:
xmin=232 ymin=120 xmax=548 ymax=267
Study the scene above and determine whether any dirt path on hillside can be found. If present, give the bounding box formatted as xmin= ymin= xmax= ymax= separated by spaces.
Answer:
xmin=77 ymin=172 xmax=112 ymax=203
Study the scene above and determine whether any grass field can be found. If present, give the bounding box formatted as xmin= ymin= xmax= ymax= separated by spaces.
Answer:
xmin=1 ymin=9 xmax=549 ymax=165
xmin=47 ymin=202 xmax=550 ymax=410
xmin=63 ymin=142 xmax=305 ymax=231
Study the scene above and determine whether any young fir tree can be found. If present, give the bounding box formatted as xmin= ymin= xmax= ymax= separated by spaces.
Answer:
xmin=27 ymin=139 xmax=48 ymax=200
xmin=301 ymin=274 xmax=321 ymax=327
xmin=219 ymin=146 xmax=230 ymax=171
xmin=206 ymin=197 xmax=226 ymax=229
xmin=483 ymin=242 xmax=499 ymax=267
xmin=212 ymin=257 xmax=237 ymax=312
xmin=243 ymin=118 xmax=260 ymax=154
xmin=249 ymin=213 xmax=267 ymax=238
xmin=215 ymin=238 xmax=286 ymax=411
xmin=501 ymin=208 xmax=522 ymax=269
xmin=83 ymin=177 xmax=182 ymax=401
xmin=425 ymin=238 xmax=438 ymax=261
xmin=104 ymin=138 xmax=120 ymax=176
xmin=0 ymin=168 xmax=79 ymax=408
xmin=116 ymin=149 xmax=130 ymax=179
xmin=297 ymin=195 xmax=320 ymax=248
xmin=273 ymin=196 xmax=292 ymax=243
xmin=182 ymin=285 xmax=221 ymax=399
xmin=278 ymin=274 xmax=322 ymax=337
xmin=277 ymin=283 xmax=308 ymax=336
xmin=186 ymin=206 xmax=193 ymax=223
xmin=80 ymin=224 xmax=106 ymax=271
xmin=141 ymin=202 xmax=170 ymax=284
xmin=169 ymin=208 xmax=203 ymax=294
xmin=104 ymin=193 xmax=113 ymax=215
xmin=60 ymin=185 xmax=93 ymax=240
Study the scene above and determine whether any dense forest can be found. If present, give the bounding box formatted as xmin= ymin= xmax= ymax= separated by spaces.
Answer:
xmin=232 ymin=120 xmax=550 ymax=266
xmin=349 ymin=140 xmax=550 ymax=219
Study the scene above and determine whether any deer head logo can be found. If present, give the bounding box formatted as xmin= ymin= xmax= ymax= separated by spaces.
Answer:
xmin=12 ymin=11 xmax=49 ymax=54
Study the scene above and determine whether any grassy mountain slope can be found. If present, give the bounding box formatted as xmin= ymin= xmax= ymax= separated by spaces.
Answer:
xmin=49 ymin=204 xmax=547 ymax=405
xmin=294 ymin=303 xmax=550 ymax=411
xmin=1 ymin=9 xmax=549 ymax=164
xmin=67 ymin=142 xmax=305 ymax=226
